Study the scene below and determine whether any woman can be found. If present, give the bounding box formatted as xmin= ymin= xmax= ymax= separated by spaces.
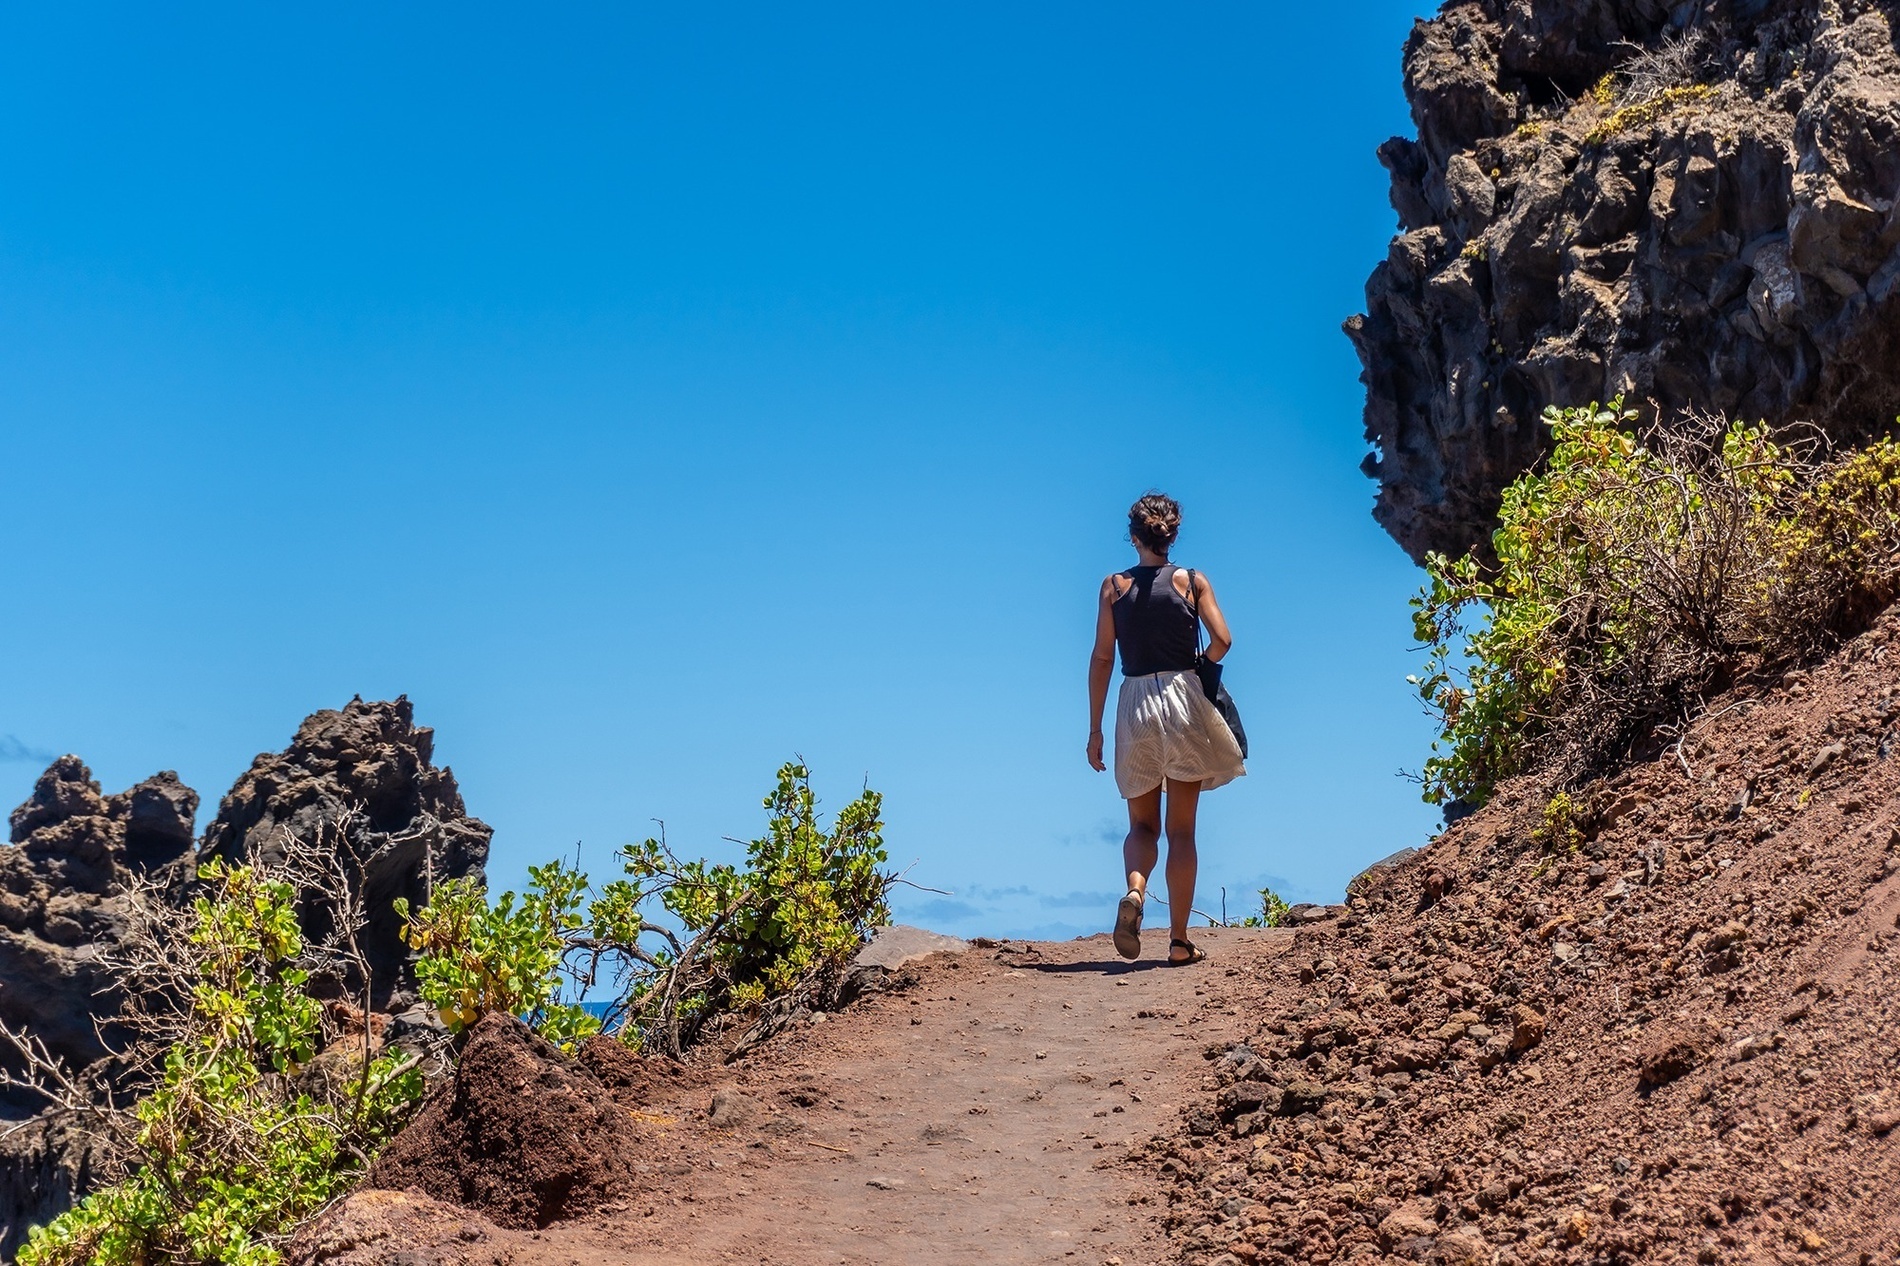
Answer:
xmin=1086 ymin=493 xmax=1244 ymax=964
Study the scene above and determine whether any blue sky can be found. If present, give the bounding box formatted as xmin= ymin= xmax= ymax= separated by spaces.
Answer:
xmin=1 ymin=1 xmax=1442 ymax=940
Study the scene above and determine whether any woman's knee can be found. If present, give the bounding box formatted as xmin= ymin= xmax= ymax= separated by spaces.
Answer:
xmin=1164 ymin=824 xmax=1197 ymax=852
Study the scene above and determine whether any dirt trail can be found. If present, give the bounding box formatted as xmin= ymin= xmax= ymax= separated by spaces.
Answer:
xmin=551 ymin=927 xmax=1287 ymax=1265
xmin=342 ymin=927 xmax=1289 ymax=1266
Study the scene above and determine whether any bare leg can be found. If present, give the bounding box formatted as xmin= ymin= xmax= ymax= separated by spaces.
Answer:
xmin=1122 ymin=786 xmax=1162 ymax=899
xmin=1163 ymin=779 xmax=1202 ymax=959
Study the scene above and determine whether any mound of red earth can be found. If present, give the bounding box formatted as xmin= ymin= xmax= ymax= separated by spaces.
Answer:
xmin=1140 ymin=608 xmax=1900 ymax=1264
xmin=368 ymin=1016 xmax=664 ymax=1229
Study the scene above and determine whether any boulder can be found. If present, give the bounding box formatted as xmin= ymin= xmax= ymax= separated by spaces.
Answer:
xmin=0 ymin=1111 xmax=113 ymax=1262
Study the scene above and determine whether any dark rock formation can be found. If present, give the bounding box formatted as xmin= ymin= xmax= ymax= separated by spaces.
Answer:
xmin=0 ymin=760 xmax=195 ymax=1259
xmin=0 ymin=699 xmax=490 ymax=1254
xmin=0 ymin=758 xmax=197 ymax=1079
xmin=201 ymin=696 xmax=491 ymax=1008
xmin=1351 ymin=0 xmax=1900 ymax=562
xmin=0 ymin=1113 xmax=113 ymax=1261
xmin=367 ymin=1015 xmax=646 ymax=1229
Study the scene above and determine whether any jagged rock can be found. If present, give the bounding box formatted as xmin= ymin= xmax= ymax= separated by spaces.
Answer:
xmin=0 ymin=1112 xmax=113 ymax=1262
xmin=0 ymin=758 xmax=198 ymax=1079
xmin=201 ymin=696 xmax=491 ymax=1007
xmin=1352 ymin=0 xmax=1900 ymax=562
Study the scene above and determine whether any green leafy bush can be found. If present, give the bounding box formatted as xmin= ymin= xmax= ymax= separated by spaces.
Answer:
xmin=1242 ymin=887 xmax=1291 ymax=928
xmin=394 ymin=861 xmax=600 ymax=1048
xmin=399 ymin=761 xmax=893 ymax=1057
xmin=1411 ymin=402 xmax=1900 ymax=807
xmin=18 ymin=861 xmax=422 ymax=1266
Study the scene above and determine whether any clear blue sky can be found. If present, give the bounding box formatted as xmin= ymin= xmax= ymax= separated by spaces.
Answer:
xmin=1 ymin=2 xmax=1442 ymax=940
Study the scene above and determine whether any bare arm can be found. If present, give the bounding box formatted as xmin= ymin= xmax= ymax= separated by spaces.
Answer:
xmin=1183 ymin=570 xmax=1233 ymax=664
xmin=1087 ymin=576 xmax=1118 ymax=772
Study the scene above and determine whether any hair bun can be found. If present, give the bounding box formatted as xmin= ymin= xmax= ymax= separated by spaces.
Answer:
xmin=1128 ymin=493 xmax=1182 ymax=553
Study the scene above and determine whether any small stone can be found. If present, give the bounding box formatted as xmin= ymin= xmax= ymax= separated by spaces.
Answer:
xmin=1805 ymin=743 xmax=1845 ymax=779
xmin=1509 ymin=1005 xmax=1546 ymax=1053
xmin=707 ymin=1089 xmax=763 ymax=1129
xmin=1279 ymin=1079 xmax=1327 ymax=1116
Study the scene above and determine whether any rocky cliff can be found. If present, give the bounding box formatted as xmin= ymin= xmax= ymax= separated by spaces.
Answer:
xmin=1350 ymin=0 xmax=1900 ymax=562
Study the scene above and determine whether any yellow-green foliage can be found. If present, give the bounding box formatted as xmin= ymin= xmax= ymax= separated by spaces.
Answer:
xmin=1585 ymin=84 xmax=1717 ymax=144
xmin=20 ymin=863 xmax=423 ymax=1266
xmin=1531 ymin=791 xmax=1584 ymax=854
xmin=1242 ymin=887 xmax=1292 ymax=928
xmin=1410 ymin=402 xmax=1900 ymax=807
xmin=398 ymin=761 xmax=892 ymax=1057
xmin=395 ymin=862 xmax=600 ymax=1048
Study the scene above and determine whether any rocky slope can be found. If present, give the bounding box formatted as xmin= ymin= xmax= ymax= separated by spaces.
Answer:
xmin=0 ymin=698 xmax=490 ymax=1259
xmin=1351 ymin=0 xmax=1900 ymax=562
xmin=1140 ymin=605 xmax=1900 ymax=1263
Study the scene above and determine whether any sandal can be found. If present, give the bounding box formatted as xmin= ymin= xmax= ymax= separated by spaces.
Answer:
xmin=1113 ymin=890 xmax=1144 ymax=960
xmin=1167 ymin=938 xmax=1207 ymax=966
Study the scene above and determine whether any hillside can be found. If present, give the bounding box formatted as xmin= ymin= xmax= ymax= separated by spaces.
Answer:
xmin=1139 ymin=604 xmax=1900 ymax=1263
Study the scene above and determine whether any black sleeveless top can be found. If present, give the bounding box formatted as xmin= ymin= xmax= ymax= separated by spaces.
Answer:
xmin=1112 ymin=564 xmax=1198 ymax=676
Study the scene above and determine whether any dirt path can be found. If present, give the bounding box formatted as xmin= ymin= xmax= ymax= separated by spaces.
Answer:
xmin=504 ymin=927 xmax=1287 ymax=1265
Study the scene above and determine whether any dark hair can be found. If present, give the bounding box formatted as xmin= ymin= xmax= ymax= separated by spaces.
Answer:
xmin=1128 ymin=493 xmax=1181 ymax=554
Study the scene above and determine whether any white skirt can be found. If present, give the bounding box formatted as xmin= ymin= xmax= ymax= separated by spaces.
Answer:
xmin=1114 ymin=669 xmax=1246 ymax=798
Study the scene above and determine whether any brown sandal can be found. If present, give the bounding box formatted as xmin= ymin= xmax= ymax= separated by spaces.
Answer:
xmin=1113 ymin=890 xmax=1144 ymax=960
xmin=1167 ymin=937 xmax=1206 ymax=966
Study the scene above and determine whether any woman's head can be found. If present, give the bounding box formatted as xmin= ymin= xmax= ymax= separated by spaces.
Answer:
xmin=1128 ymin=493 xmax=1181 ymax=555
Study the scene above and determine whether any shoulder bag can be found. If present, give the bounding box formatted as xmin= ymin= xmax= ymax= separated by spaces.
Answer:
xmin=1186 ymin=568 xmax=1248 ymax=759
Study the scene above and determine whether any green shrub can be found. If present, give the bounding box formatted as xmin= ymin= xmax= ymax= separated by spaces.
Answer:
xmin=1530 ymin=791 xmax=1583 ymax=855
xmin=1242 ymin=887 xmax=1292 ymax=928
xmin=18 ymin=861 xmax=422 ymax=1266
xmin=394 ymin=861 xmax=600 ymax=1048
xmin=1410 ymin=401 xmax=1900 ymax=807
xmin=398 ymin=761 xmax=893 ymax=1058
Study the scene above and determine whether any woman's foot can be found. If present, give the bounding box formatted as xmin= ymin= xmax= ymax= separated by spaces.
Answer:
xmin=1167 ymin=937 xmax=1206 ymax=966
xmin=1113 ymin=889 xmax=1144 ymax=959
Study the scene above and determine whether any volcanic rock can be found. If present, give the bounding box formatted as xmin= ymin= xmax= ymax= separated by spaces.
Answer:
xmin=201 ymin=696 xmax=491 ymax=1007
xmin=0 ymin=758 xmax=198 ymax=1081
xmin=0 ymin=1112 xmax=114 ymax=1262
xmin=1351 ymin=0 xmax=1900 ymax=562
